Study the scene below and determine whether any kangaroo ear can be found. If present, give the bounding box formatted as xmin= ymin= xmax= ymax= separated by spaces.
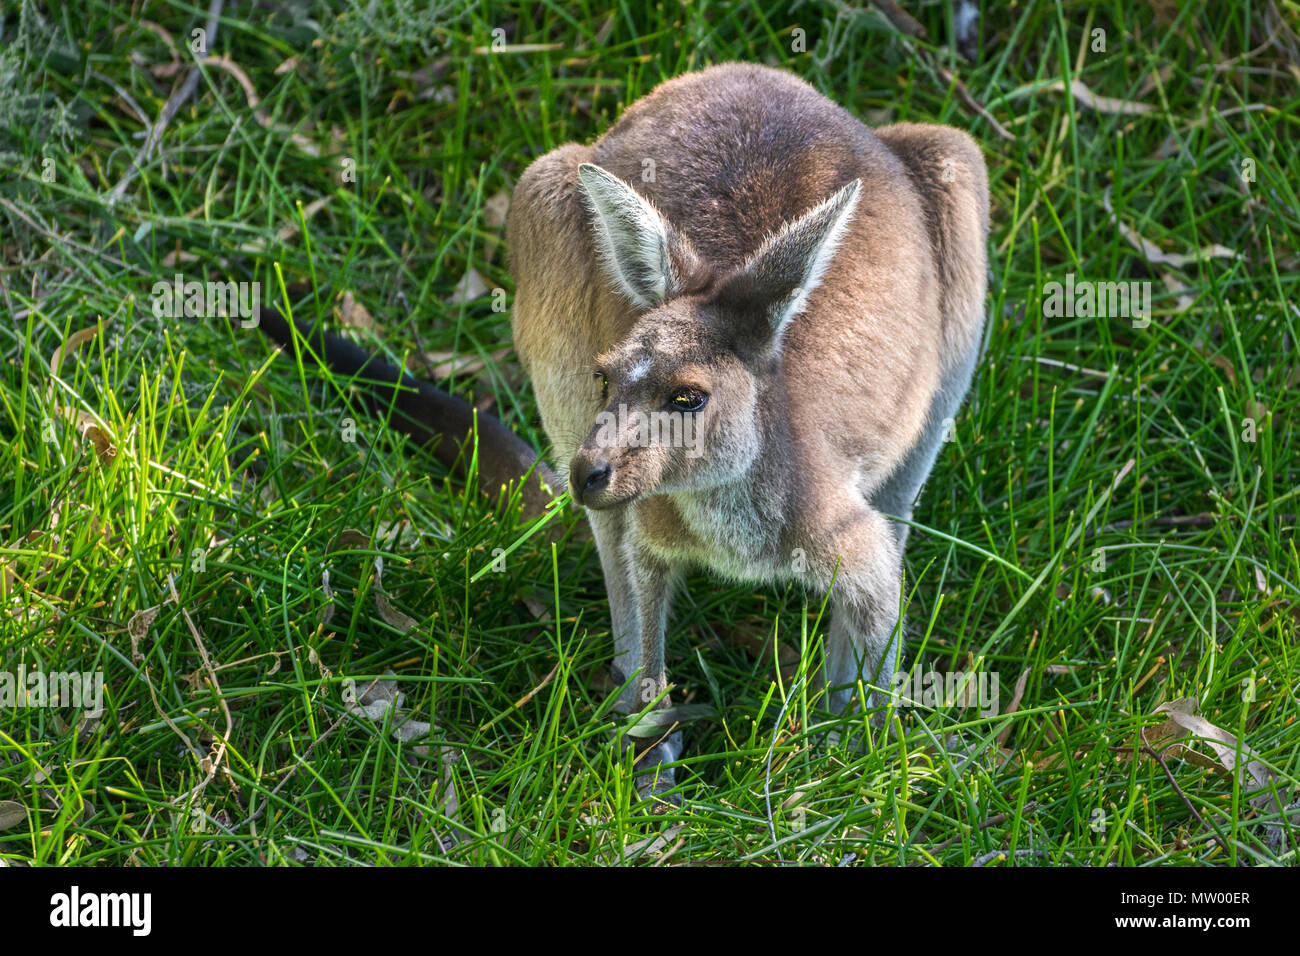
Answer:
xmin=578 ymin=163 xmax=694 ymax=309
xmin=730 ymin=179 xmax=862 ymax=341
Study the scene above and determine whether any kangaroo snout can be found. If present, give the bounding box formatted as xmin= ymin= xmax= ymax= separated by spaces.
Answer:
xmin=569 ymin=454 xmax=615 ymax=507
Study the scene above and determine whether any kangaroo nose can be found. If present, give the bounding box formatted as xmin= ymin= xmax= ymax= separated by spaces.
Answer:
xmin=585 ymin=462 xmax=612 ymax=490
xmin=570 ymin=458 xmax=612 ymax=503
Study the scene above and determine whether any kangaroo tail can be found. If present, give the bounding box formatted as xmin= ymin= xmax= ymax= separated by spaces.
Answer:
xmin=254 ymin=299 xmax=560 ymax=521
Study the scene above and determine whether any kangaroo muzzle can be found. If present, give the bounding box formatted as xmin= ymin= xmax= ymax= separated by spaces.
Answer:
xmin=569 ymin=453 xmax=616 ymax=508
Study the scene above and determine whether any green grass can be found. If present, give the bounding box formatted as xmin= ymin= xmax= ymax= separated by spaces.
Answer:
xmin=1 ymin=0 xmax=1297 ymax=866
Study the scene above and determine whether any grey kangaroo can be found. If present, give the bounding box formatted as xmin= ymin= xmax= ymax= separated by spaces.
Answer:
xmin=507 ymin=63 xmax=988 ymax=796
xmin=256 ymin=62 xmax=987 ymax=802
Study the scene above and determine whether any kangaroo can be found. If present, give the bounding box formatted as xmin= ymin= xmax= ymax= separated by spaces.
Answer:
xmin=252 ymin=62 xmax=986 ymax=803
xmin=507 ymin=63 xmax=989 ymax=797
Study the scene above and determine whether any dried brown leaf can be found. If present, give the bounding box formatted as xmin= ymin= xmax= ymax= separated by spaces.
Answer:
xmin=200 ymin=54 xmax=322 ymax=157
xmin=375 ymin=592 xmax=419 ymax=633
xmin=1151 ymin=698 xmax=1287 ymax=849
xmin=330 ymin=529 xmax=371 ymax=551
xmin=482 ymin=189 xmax=511 ymax=229
xmin=1038 ymin=79 xmax=1156 ymax=114
xmin=78 ymin=416 xmax=117 ymax=465
xmin=624 ymin=823 xmax=684 ymax=860
xmin=1103 ymin=187 xmax=1238 ymax=268
xmin=426 ymin=345 xmax=511 ymax=381
xmin=448 ymin=268 xmax=490 ymax=304
xmin=1195 ymin=347 xmax=1238 ymax=385
xmin=127 ymin=605 xmax=160 ymax=662
xmin=49 ymin=325 xmax=101 ymax=380
xmin=996 ymin=668 xmax=1032 ymax=745
xmin=334 ymin=291 xmax=374 ymax=331
xmin=0 ymin=800 xmax=28 ymax=831
xmin=342 ymin=671 xmax=431 ymax=744
xmin=373 ymin=555 xmax=418 ymax=633
xmin=1153 ymin=700 xmax=1271 ymax=791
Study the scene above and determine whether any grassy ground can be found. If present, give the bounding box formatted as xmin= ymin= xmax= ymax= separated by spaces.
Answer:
xmin=1 ymin=0 xmax=1297 ymax=866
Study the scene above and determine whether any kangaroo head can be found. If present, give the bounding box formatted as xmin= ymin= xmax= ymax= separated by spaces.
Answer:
xmin=569 ymin=163 xmax=861 ymax=508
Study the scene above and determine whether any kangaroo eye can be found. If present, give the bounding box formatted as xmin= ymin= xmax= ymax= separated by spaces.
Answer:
xmin=669 ymin=387 xmax=708 ymax=412
xmin=593 ymin=370 xmax=609 ymax=398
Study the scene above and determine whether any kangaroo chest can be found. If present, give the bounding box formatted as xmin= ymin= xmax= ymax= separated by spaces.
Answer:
xmin=633 ymin=486 xmax=789 ymax=583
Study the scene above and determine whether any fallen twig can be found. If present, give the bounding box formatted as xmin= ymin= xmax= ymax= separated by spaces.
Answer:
xmin=105 ymin=0 xmax=225 ymax=206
